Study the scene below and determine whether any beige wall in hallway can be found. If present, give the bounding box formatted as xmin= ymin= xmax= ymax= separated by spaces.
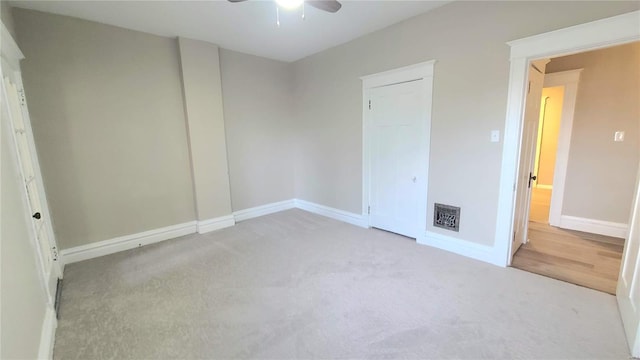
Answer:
xmin=220 ymin=49 xmax=295 ymax=211
xmin=292 ymin=1 xmax=639 ymax=246
xmin=546 ymin=42 xmax=640 ymax=224
xmin=14 ymin=9 xmax=196 ymax=250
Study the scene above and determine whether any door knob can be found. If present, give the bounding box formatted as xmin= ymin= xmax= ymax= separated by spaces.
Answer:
xmin=528 ymin=172 xmax=537 ymax=189
xmin=32 ymin=212 xmax=41 ymax=220
xmin=412 ymin=176 xmax=417 ymax=183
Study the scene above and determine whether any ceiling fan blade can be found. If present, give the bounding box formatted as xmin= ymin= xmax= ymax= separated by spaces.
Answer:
xmin=306 ymin=0 xmax=342 ymax=13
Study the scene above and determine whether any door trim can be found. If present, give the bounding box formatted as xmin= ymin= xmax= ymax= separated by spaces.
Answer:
xmin=1 ymin=22 xmax=63 ymax=295
xmin=618 ymin=162 xmax=640 ymax=356
xmin=495 ymin=10 xmax=640 ymax=267
xmin=360 ymin=60 xmax=435 ymax=239
xmin=511 ymin=60 xmax=549 ymax=256
xmin=543 ymin=69 xmax=582 ymax=226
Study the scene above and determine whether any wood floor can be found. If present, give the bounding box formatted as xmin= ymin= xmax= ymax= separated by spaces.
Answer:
xmin=512 ymin=221 xmax=624 ymax=294
xmin=529 ymin=187 xmax=551 ymax=223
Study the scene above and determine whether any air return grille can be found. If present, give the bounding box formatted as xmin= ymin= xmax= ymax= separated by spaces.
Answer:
xmin=434 ymin=203 xmax=460 ymax=232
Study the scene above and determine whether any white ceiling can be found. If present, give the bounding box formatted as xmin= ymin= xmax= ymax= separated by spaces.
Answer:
xmin=8 ymin=0 xmax=450 ymax=62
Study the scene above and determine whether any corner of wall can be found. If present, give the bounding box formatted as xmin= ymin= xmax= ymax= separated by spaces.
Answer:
xmin=1 ymin=2 xmax=17 ymax=39
xmin=178 ymin=37 xmax=234 ymax=221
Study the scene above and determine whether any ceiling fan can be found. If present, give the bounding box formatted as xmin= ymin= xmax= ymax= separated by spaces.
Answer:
xmin=227 ymin=0 xmax=342 ymax=14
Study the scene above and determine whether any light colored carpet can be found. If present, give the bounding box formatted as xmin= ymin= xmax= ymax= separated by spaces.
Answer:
xmin=54 ymin=209 xmax=629 ymax=359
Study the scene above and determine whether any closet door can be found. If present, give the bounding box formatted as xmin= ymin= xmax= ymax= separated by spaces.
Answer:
xmin=368 ymin=79 xmax=427 ymax=239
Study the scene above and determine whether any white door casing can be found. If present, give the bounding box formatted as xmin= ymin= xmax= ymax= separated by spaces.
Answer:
xmin=618 ymin=163 xmax=640 ymax=355
xmin=361 ymin=60 xmax=435 ymax=241
xmin=511 ymin=60 xmax=548 ymax=256
xmin=1 ymin=23 xmax=62 ymax=304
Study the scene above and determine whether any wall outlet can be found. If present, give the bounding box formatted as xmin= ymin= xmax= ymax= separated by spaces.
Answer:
xmin=614 ymin=131 xmax=625 ymax=142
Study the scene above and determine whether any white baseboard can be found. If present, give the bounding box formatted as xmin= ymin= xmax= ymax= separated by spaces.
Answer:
xmin=558 ymin=215 xmax=628 ymax=238
xmin=58 ymin=199 xmax=297 ymax=264
xmin=38 ymin=306 xmax=57 ymax=360
xmin=59 ymin=198 xmax=510 ymax=269
xmin=294 ymin=199 xmax=368 ymax=228
xmin=293 ymin=200 xmax=504 ymax=267
xmin=418 ymin=230 xmax=503 ymax=266
xmin=197 ymin=215 xmax=235 ymax=234
xmin=233 ymin=199 xmax=296 ymax=222
xmin=59 ymin=199 xmax=369 ymax=265
xmin=60 ymin=221 xmax=197 ymax=265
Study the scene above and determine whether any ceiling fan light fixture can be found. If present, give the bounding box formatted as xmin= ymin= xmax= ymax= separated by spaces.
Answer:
xmin=275 ymin=0 xmax=304 ymax=10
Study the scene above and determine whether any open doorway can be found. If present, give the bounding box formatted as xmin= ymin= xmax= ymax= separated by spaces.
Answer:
xmin=529 ymin=85 xmax=563 ymax=223
xmin=511 ymin=41 xmax=639 ymax=295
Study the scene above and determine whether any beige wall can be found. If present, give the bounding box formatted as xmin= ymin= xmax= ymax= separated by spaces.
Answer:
xmin=220 ymin=49 xmax=295 ymax=210
xmin=1 ymin=1 xmax=16 ymax=38
xmin=10 ymin=2 xmax=639 ymax=254
xmin=536 ymin=86 xmax=564 ymax=186
xmin=1 ymin=101 xmax=47 ymax=359
xmin=14 ymin=9 xmax=196 ymax=250
xmin=292 ymin=1 xmax=639 ymax=245
xmin=547 ymin=42 xmax=640 ymax=223
xmin=178 ymin=38 xmax=233 ymax=220
xmin=12 ymin=8 xmax=296 ymax=251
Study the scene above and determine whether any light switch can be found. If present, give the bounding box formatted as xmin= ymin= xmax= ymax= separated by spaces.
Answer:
xmin=615 ymin=131 xmax=625 ymax=142
xmin=491 ymin=130 xmax=500 ymax=143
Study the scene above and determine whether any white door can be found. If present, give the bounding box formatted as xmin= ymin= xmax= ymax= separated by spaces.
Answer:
xmin=617 ymin=164 xmax=640 ymax=357
xmin=369 ymin=80 xmax=426 ymax=238
xmin=511 ymin=61 xmax=547 ymax=257
xmin=1 ymin=74 xmax=61 ymax=302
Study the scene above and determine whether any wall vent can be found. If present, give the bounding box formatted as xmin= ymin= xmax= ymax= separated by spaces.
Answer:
xmin=434 ymin=203 xmax=460 ymax=232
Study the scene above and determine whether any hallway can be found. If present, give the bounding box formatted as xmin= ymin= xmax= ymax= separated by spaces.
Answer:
xmin=512 ymin=222 xmax=624 ymax=294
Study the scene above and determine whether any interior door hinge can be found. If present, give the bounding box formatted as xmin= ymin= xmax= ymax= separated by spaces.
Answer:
xmin=367 ymin=205 xmax=370 ymax=214
xmin=18 ymin=89 xmax=26 ymax=106
xmin=368 ymin=100 xmax=371 ymax=110
xmin=527 ymin=81 xmax=531 ymax=94
xmin=51 ymin=246 xmax=59 ymax=261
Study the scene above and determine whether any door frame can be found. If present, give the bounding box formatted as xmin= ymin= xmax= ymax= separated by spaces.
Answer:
xmin=618 ymin=160 xmax=640 ymax=356
xmin=511 ymin=59 xmax=549 ymax=256
xmin=1 ymin=22 xmax=63 ymax=301
xmin=543 ymin=69 xmax=582 ymax=226
xmin=360 ymin=60 xmax=436 ymax=240
xmin=495 ymin=10 xmax=640 ymax=267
